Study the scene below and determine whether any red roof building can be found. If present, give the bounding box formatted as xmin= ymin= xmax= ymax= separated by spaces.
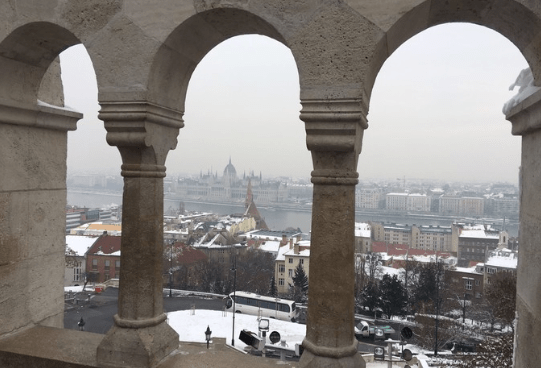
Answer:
xmin=86 ymin=235 xmax=121 ymax=283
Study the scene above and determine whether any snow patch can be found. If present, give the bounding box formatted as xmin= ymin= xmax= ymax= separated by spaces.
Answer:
xmin=503 ymin=68 xmax=541 ymax=115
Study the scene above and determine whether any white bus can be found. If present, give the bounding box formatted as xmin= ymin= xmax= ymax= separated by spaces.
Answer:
xmin=224 ymin=291 xmax=299 ymax=322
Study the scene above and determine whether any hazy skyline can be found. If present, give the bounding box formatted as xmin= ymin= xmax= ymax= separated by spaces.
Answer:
xmin=61 ymin=23 xmax=526 ymax=184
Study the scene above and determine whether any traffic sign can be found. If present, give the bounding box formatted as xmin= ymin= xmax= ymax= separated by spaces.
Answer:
xmin=401 ymin=327 xmax=413 ymax=340
xmin=269 ymin=331 xmax=281 ymax=344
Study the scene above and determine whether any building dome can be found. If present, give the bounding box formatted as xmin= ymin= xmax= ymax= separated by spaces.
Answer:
xmin=222 ymin=158 xmax=237 ymax=187
xmin=223 ymin=158 xmax=237 ymax=177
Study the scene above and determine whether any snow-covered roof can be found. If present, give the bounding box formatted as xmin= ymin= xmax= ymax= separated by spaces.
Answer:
xmin=453 ymin=266 xmax=483 ymax=275
xmin=245 ymin=229 xmax=301 ymax=241
xmin=355 ymin=222 xmax=371 ymax=238
xmin=275 ymin=245 xmax=291 ymax=261
xmin=485 ymin=253 xmax=518 ymax=269
xmin=96 ymin=250 xmax=121 ymax=256
xmin=164 ymin=229 xmax=190 ymax=235
xmin=66 ymin=235 xmax=98 ymax=256
xmin=195 ymin=233 xmax=222 ymax=248
xmin=284 ymin=248 xmax=310 ymax=258
xmin=459 ymin=229 xmax=499 ymax=239
xmin=258 ymin=240 xmax=282 ymax=253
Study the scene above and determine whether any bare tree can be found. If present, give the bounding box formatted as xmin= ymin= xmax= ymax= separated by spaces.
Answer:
xmin=484 ymin=271 xmax=517 ymax=332
xmin=454 ymin=332 xmax=513 ymax=368
xmin=400 ymin=260 xmax=421 ymax=315
xmin=415 ymin=314 xmax=462 ymax=353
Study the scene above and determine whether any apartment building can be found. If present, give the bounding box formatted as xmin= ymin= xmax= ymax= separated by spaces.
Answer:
xmin=386 ymin=193 xmax=431 ymax=212
xmin=355 ymin=187 xmax=382 ymax=209
xmin=275 ymin=241 xmax=310 ymax=296
xmin=457 ymin=225 xmax=503 ymax=267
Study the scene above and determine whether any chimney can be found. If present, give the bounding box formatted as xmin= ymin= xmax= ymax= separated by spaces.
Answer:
xmin=289 ymin=238 xmax=293 ymax=249
xmin=294 ymin=243 xmax=299 ymax=255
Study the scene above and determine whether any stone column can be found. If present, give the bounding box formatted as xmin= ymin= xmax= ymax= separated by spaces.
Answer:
xmin=505 ymin=90 xmax=541 ymax=368
xmin=0 ymin=101 xmax=81 ymax=336
xmin=298 ymin=99 xmax=367 ymax=368
xmin=96 ymin=101 xmax=183 ymax=368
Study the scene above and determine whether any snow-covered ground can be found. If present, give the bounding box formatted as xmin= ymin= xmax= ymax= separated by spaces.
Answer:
xmin=166 ymin=309 xmax=424 ymax=367
xmin=167 ymin=309 xmax=305 ymax=350
xmin=65 ymin=285 xmax=94 ymax=293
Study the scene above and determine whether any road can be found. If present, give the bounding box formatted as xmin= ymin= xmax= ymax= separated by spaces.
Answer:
xmin=64 ymin=288 xmax=225 ymax=334
xmin=64 ymin=288 xmax=413 ymax=358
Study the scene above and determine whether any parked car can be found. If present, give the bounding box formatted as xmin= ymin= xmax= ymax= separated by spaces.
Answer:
xmin=354 ymin=321 xmax=395 ymax=340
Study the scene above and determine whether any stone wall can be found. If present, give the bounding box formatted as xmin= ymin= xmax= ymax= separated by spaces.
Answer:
xmin=1 ymin=1 xmax=541 ymax=367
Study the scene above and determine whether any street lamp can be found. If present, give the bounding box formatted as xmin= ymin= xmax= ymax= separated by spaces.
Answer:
xmin=259 ymin=318 xmax=269 ymax=357
xmin=205 ymin=325 xmax=212 ymax=349
xmin=169 ymin=240 xmax=173 ymax=298
xmin=231 ymin=245 xmax=237 ymax=347
xmin=434 ymin=259 xmax=442 ymax=356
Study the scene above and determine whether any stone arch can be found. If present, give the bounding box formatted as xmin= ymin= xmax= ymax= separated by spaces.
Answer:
xmin=365 ymin=0 xmax=541 ymax=101
xmin=0 ymin=21 xmax=83 ymax=338
xmin=0 ymin=21 xmax=80 ymax=106
xmin=146 ymin=7 xmax=289 ymax=111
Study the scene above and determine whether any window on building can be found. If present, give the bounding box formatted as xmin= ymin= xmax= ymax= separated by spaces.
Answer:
xmin=279 ymin=264 xmax=285 ymax=273
xmin=475 ymin=279 xmax=480 ymax=286
xmin=105 ymin=260 xmax=110 ymax=270
xmin=115 ymin=260 xmax=120 ymax=268
xmin=300 ymin=259 xmax=304 ymax=265
xmin=92 ymin=259 xmax=98 ymax=270
xmin=465 ymin=279 xmax=473 ymax=290
xmin=288 ymin=269 xmax=293 ymax=277
xmin=288 ymin=258 xmax=293 ymax=264
xmin=278 ymin=278 xmax=284 ymax=286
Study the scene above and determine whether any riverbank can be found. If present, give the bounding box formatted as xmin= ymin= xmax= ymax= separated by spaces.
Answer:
xmin=67 ymin=188 xmax=519 ymax=236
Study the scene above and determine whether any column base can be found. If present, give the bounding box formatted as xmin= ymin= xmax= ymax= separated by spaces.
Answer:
xmin=299 ymin=349 xmax=366 ymax=368
xmin=298 ymin=340 xmax=366 ymax=368
xmin=96 ymin=317 xmax=179 ymax=368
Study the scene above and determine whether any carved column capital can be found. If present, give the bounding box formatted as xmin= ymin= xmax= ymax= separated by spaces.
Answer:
xmin=300 ymin=98 xmax=367 ymax=185
xmin=300 ymin=98 xmax=368 ymax=152
xmin=99 ymin=101 xmax=184 ymax=176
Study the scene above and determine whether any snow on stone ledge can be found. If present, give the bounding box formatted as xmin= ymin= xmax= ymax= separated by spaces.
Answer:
xmin=37 ymin=99 xmax=79 ymax=113
xmin=503 ymin=68 xmax=541 ymax=116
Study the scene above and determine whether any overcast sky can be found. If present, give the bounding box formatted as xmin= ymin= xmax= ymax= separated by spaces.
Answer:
xmin=60 ymin=23 xmax=527 ymax=184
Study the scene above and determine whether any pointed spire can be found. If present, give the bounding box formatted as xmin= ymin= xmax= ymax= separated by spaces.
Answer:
xmin=245 ymin=179 xmax=253 ymax=209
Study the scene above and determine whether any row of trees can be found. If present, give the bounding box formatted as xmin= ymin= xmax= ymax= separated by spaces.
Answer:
xmin=163 ymin=244 xmax=309 ymax=302
xmin=355 ymin=254 xmax=517 ymax=353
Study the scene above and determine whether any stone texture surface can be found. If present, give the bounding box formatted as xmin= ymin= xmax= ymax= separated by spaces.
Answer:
xmin=38 ymin=57 xmax=64 ymax=106
xmin=1 ymin=1 xmax=541 ymax=367
xmin=97 ymin=321 xmax=179 ymax=368
xmin=97 ymin=102 xmax=181 ymax=367
xmin=0 ymin=326 xmax=101 ymax=368
xmin=508 ymin=101 xmax=541 ymax=368
xmin=0 ymin=118 xmax=74 ymax=337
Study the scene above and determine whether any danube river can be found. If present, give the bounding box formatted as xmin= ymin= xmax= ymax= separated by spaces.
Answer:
xmin=67 ymin=190 xmax=519 ymax=237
